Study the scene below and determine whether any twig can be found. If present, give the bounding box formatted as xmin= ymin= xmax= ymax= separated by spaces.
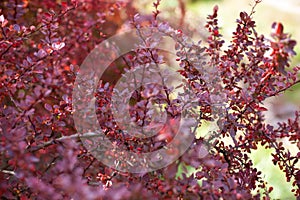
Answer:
xmin=0 ymin=170 xmax=16 ymax=176
xmin=29 ymin=132 xmax=99 ymax=152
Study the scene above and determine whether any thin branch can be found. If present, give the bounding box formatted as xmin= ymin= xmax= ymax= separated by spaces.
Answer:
xmin=28 ymin=116 xmax=38 ymax=136
xmin=0 ymin=170 xmax=16 ymax=176
xmin=22 ymin=6 xmax=77 ymax=39
xmin=269 ymin=79 xmax=300 ymax=97
xmin=0 ymin=44 xmax=13 ymax=59
xmin=29 ymin=132 xmax=100 ymax=152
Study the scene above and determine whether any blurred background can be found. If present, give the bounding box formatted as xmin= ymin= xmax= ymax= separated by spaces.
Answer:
xmin=132 ymin=0 xmax=300 ymax=199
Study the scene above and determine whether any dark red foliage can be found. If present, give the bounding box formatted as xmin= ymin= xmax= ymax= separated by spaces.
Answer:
xmin=0 ymin=0 xmax=299 ymax=199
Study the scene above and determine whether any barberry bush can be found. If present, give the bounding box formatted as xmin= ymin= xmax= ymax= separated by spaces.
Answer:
xmin=0 ymin=0 xmax=299 ymax=199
